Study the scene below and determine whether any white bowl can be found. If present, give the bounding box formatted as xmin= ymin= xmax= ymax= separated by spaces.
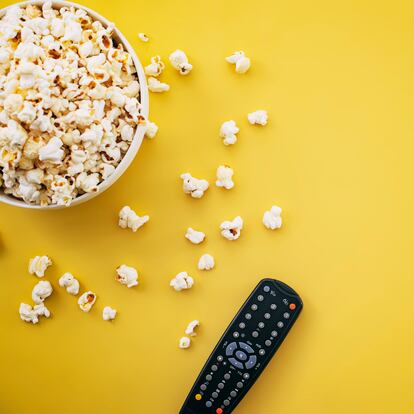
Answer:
xmin=0 ymin=0 xmax=149 ymax=209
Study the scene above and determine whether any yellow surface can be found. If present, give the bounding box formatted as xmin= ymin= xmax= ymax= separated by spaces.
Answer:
xmin=0 ymin=0 xmax=413 ymax=413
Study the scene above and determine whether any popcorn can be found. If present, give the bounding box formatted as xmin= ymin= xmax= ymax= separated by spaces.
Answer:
xmin=220 ymin=216 xmax=243 ymax=240
xmin=144 ymin=121 xmax=158 ymax=139
xmin=263 ymin=205 xmax=282 ymax=230
xmin=226 ymin=51 xmax=251 ymax=74
xmin=138 ymin=33 xmax=149 ymax=42
xmin=220 ymin=120 xmax=239 ymax=146
xmin=147 ymin=76 xmax=170 ymax=92
xmin=103 ymin=306 xmax=117 ymax=321
xmin=78 ymin=291 xmax=97 ymax=312
xmin=185 ymin=320 xmax=199 ymax=337
xmin=0 ymin=3 xmax=141 ymax=206
xmin=118 ymin=206 xmax=149 ymax=232
xmin=180 ymin=173 xmax=209 ymax=199
xmin=170 ymin=272 xmax=194 ymax=291
xmin=59 ymin=272 xmax=80 ymax=295
xmin=198 ymin=254 xmax=215 ymax=271
xmin=185 ymin=228 xmax=205 ymax=244
xmin=216 ymin=165 xmax=234 ymax=189
xmin=28 ymin=255 xmax=52 ymax=277
xmin=32 ymin=280 xmax=53 ymax=304
xmin=169 ymin=49 xmax=193 ymax=75
xmin=145 ymin=56 xmax=165 ymax=77
xmin=248 ymin=110 xmax=268 ymax=126
xmin=19 ymin=302 xmax=50 ymax=324
xmin=116 ymin=264 xmax=139 ymax=288
xmin=179 ymin=337 xmax=191 ymax=349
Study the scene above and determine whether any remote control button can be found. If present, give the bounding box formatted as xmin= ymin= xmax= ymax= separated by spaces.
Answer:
xmin=237 ymin=382 xmax=244 ymax=388
xmin=229 ymin=357 xmax=244 ymax=369
xmin=230 ymin=391 xmax=237 ymax=398
xmin=233 ymin=332 xmax=240 ymax=338
xmin=235 ymin=350 xmax=247 ymax=361
xmin=283 ymin=312 xmax=290 ymax=319
xmin=263 ymin=286 xmax=270 ymax=292
xmin=218 ymin=383 xmax=224 ymax=389
xmin=277 ymin=321 xmax=284 ymax=328
xmin=251 ymin=304 xmax=258 ymax=311
xmin=257 ymin=295 xmax=264 ymax=302
xmin=252 ymin=331 xmax=259 ymax=338
xmin=224 ymin=373 xmax=231 ymax=380
xmin=201 ymin=384 xmax=207 ymax=391
xmin=264 ymin=313 xmax=271 ymax=319
xmin=259 ymin=349 xmax=265 ymax=356
xmin=212 ymin=392 xmax=218 ymax=398
xmin=289 ymin=303 xmax=296 ymax=310
xmin=245 ymin=355 xmax=257 ymax=369
xmin=258 ymin=322 xmax=265 ymax=328
xmin=245 ymin=313 xmax=252 ymax=320
xmin=206 ymin=374 xmax=213 ymax=381
xmin=226 ymin=342 xmax=237 ymax=356
xmin=270 ymin=304 xmax=277 ymax=310
xmin=239 ymin=322 xmax=245 ymax=329
xmin=238 ymin=342 xmax=255 ymax=354
xmin=216 ymin=408 xmax=223 ymax=414
xmin=206 ymin=401 xmax=212 ymax=408
xmin=224 ymin=399 xmax=230 ymax=406
xmin=265 ymin=340 xmax=272 ymax=347
xmin=217 ymin=355 xmax=223 ymax=362
xmin=271 ymin=330 xmax=278 ymax=337
xmin=212 ymin=365 xmax=218 ymax=371
xmin=283 ymin=298 xmax=289 ymax=305
xmin=243 ymin=373 xmax=250 ymax=379
xmin=195 ymin=393 xmax=202 ymax=400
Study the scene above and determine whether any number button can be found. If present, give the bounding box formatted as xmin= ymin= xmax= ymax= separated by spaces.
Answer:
xmin=283 ymin=312 xmax=290 ymax=319
xmin=212 ymin=392 xmax=218 ymax=398
xmin=206 ymin=401 xmax=212 ymax=408
xmin=224 ymin=373 xmax=231 ymax=380
xmin=264 ymin=313 xmax=271 ymax=319
xmin=251 ymin=304 xmax=258 ymax=311
xmin=277 ymin=321 xmax=284 ymax=328
xmin=245 ymin=313 xmax=252 ymax=320
xmin=233 ymin=331 xmax=240 ymax=338
xmin=270 ymin=304 xmax=277 ymax=310
xmin=271 ymin=330 xmax=278 ymax=337
xmin=265 ymin=340 xmax=272 ymax=346
xmin=211 ymin=365 xmax=218 ymax=371
xmin=201 ymin=384 xmax=207 ymax=391
xmin=263 ymin=286 xmax=270 ymax=292
xmin=237 ymin=382 xmax=243 ymax=388
xmin=252 ymin=331 xmax=259 ymax=338
xmin=258 ymin=322 xmax=265 ymax=328
xmin=206 ymin=374 xmax=212 ymax=381
xmin=257 ymin=295 xmax=264 ymax=301
xmin=239 ymin=322 xmax=245 ymax=329
xmin=230 ymin=391 xmax=237 ymax=397
xmin=218 ymin=383 xmax=224 ymax=390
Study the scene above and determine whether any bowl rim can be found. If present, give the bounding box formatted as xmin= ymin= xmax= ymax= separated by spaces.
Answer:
xmin=0 ymin=0 xmax=149 ymax=210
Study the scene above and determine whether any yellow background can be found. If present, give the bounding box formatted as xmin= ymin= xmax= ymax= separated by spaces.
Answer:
xmin=0 ymin=0 xmax=413 ymax=413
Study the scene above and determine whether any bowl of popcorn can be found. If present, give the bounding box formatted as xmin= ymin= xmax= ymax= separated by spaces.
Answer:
xmin=0 ymin=0 xmax=149 ymax=209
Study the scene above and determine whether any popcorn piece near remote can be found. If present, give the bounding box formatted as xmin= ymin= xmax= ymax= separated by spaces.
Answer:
xmin=263 ymin=205 xmax=282 ymax=230
xmin=116 ymin=264 xmax=139 ymax=288
xmin=59 ymin=272 xmax=80 ymax=295
xmin=19 ymin=302 xmax=50 ymax=324
xmin=138 ymin=32 xmax=149 ymax=42
xmin=216 ymin=165 xmax=234 ymax=189
xmin=198 ymin=254 xmax=215 ymax=271
xmin=248 ymin=110 xmax=268 ymax=126
xmin=169 ymin=49 xmax=193 ymax=75
xmin=179 ymin=336 xmax=191 ymax=349
xmin=145 ymin=55 xmax=165 ymax=77
xmin=103 ymin=306 xmax=117 ymax=321
xmin=180 ymin=173 xmax=209 ymax=198
xmin=170 ymin=272 xmax=194 ymax=291
xmin=144 ymin=121 xmax=158 ymax=139
xmin=118 ymin=206 xmax=149 ymax=232
xmin=78 ymin=291 xmax=97 ymax=312
xmin=220 ymin=216 xmax=243 ymax=240
xmin=185 ymin=228 xmax=206 ymax=244
xmin=32 ymin=280 xmax=53 ymax=304
xmin=28 ymin=255 xmax=52 ymax=277
xmin=220 ymin=120 xmax=239 ymax=146
xmin=226 ymin=51 xmax=251 ymax=74
xmin=185 ymin=320 xmax=200 ymax=337
xmin=147 ymin=76 xmax=170 ymax=92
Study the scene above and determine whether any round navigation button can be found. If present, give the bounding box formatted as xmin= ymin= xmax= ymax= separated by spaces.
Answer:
xmin=235 ymin=350 xmax=247 ymax=361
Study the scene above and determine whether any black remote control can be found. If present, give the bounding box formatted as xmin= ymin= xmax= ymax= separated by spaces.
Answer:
xmin=179 ymin=278 xmax=303 ymax=414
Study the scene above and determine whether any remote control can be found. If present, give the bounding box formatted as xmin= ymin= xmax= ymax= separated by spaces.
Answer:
xmin=179 ymin=278 xmax=303 ymax=414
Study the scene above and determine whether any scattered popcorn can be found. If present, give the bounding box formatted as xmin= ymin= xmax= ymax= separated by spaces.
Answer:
xmin=103 ymin=306 xmax=117 ymax=321
xmin=116 ymin=264 xmax=139 ymax=288
xmin=144 ymin=121 xmax=158 ymax=139
xmin=138 ymin=32 xmax=149 ymax=42
xmin=185 ymin=320 xmax=200 ymax=337
xmin=180 ymin=173 xmax=209 ymax=198
xmin=118 ymin=206 xmax=149 ymax=232
xmin=170 ymin=272 xmax=194 ymax=291
xmin=32 ymin=280 xmax=53 ymax=304
xmin=185 ymin=228 xmax=205 ymax=244
xmin=226 ymin=51 xmax=251 ymax=74
xmin=78 ymin=291 xmax=97 ymax=312
xmin=220 ymin=120 xmax=239 ymax=146
xmin=198 ymin=254 xmax=215 ymax=271
xmin=19 ymin=302 xmax=50 ymax=324
xmin=169 ymin=49 xmax=193 ymax=75
xmin=248 ymin=110 xmax=268 ymax=126
xmin=179 ymin=336 xmax=191 ymax=349
xmin=28 ymin=256 xmax=52 ymax=277
xmin=0 ymin=3 xmax=142 ymax=206
xmin=220 ymin=216 xmax=244 ymax=240
xmin=58 ymin=272 xmax=80 ymax=295
xmin=263 ymin=205 xmax=282 ymax=230
xmin=145 ymin=55 xmax=165 ymax=77
xmin=216 ymin=165 xmax=234 ymax=189
xmin=147 ymin=76 xmax=170 ymax=92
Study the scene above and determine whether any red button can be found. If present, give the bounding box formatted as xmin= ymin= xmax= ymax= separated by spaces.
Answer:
xmin=289 ymin=303 xmax=296 ymax=310
xmin=216 ymin=409 xmax=223 ymax=414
